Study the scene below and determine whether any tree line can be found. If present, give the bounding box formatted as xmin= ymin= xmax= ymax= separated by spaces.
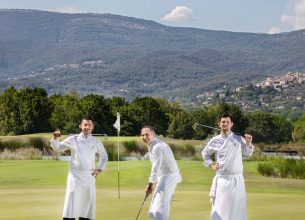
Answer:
xmin=0 ymin=87 xmax=304 ymax=143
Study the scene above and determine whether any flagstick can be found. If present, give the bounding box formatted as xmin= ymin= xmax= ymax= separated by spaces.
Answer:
xmin=117 ymin=128 xmax=120 ymax=199
xmin=113 ymin=112 xmax=121 ymax=199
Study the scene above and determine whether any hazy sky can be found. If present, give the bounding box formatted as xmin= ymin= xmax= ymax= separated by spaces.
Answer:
xmin=1 ymin=0 xmax=305 ymax=34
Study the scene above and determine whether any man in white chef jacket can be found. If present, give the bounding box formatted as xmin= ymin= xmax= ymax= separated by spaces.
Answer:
xmin=202 ymin=113 xmax=254 ymax=220
xmin=141 ymin=125 xmax=182 ymax=220
xmin=50 ymin=116 xmax=108 ymax=220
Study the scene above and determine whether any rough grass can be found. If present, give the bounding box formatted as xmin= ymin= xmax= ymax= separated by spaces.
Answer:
xmin=0 ymin=160 xmax=305 ymax=219
xmin=0 ymin=148 xmax=43 ymax=160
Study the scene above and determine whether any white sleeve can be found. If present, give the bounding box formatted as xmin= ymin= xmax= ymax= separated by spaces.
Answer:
xmin=148 ymin=145 xmax=163 ymax=183
xmin=240 ymin=136 xmax=254 ymax=157
xmin=50 ymin=136 xmax=75 ymax=151
xmin=202 ymin=139 xmax=216 ymax=167
xmin=97 ymin=140 xmax=108 ymax=171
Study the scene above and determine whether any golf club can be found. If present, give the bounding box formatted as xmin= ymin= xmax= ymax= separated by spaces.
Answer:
xmin=69 ymin=133 xmax=108 ymax=140
xmin=193 ymin=122 xmax=220 ymax=131
xmin=135 ymin=195 xmax=148 ymax=220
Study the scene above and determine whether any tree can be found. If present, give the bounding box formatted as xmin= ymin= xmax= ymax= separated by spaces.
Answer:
xmin=49 ymin=94 xmax=83 ymax=134
xmin=106 ymin=96 xmax=129 ymax=114
xmin=0 ymin=87 xmax=18 ymax=134
xmin=80 ymin=94 xmax=115 ymax=135
xmin=292 ymin=116 xmax=305 ymax=142
xmin=125 ymin=97 xmax=170 ymax=135
xmin=168 ymin=110 xmax=194 ymax=139
xmin=246 ymin=111 xmax=292 ymax=143
xmin=15 ymin=88 xmax=51 ymax=134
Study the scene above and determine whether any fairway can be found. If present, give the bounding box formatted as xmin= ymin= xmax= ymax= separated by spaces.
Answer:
xmin=0 ymin=160 xmax=305 ymax=220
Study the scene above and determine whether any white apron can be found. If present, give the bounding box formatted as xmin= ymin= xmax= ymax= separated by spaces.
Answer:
xmin=210 ymin=174 xmax=246 ymax=220
xmin=63 ymin=169 xmax=96 ymax=219
xmin=148 ymin=172 xmax=182 ymax=220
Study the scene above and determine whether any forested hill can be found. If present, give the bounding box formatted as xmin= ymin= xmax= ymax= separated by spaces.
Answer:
xmin=1 ymin=9 xmax=305 ymax=100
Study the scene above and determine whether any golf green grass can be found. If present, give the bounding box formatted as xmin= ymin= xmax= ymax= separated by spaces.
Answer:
xmin=0 ymin=160 xmax=304 ymax=219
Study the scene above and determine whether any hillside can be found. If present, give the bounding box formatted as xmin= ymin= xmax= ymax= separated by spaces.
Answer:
xmin=1 ymin=9 xmax=305 ymax=100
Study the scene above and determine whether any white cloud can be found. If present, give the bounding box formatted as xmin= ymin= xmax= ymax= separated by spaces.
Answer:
xmin=55 ymin=6 xmax=81 ymax=14
xmin=268 ymin=27 xmax=281 ymax=34
xmin=268 ymin=27 xmax=282 ymax=34
xmin=162 ymin=6 xmax=195 ymax=22
xmin=281 ymin=0 xmax=305 ymax=29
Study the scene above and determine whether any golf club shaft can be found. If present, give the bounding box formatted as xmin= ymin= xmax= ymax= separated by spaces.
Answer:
xmin=136 ymin=196 xmax=147 ymax=220
xmin=194 ymin=123 xmax=220 ymax=131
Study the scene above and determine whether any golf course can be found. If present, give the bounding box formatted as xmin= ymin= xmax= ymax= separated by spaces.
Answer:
xmin=0 ymin=159 xmax=305 ymax=220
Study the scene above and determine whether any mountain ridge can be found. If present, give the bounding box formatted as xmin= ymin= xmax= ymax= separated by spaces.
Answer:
xmin=0 ymin=9 xmax=305 ymax=100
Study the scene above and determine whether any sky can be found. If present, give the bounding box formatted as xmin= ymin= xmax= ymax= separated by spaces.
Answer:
xmin=1 ymin=0 xmax=305 ymax=34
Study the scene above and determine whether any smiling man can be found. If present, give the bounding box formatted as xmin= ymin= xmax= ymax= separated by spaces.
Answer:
xmin=141 ymin=125 xmax=182 ymax=220
xmin=50 ymin=116 xmax=108 ymax=220
xmin=202 ymin=113 xmax=254 ymax=220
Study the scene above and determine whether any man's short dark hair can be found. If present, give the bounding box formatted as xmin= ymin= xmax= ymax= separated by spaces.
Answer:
xmin=141 ymin=125 xmax=155 ymax=133
xmin=219 ymin=113 xmax=232 ymax=121
xmin=81 ymin=116 xmax=94 ymax=123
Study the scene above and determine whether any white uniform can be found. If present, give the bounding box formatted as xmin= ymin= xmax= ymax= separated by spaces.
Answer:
xmin=50 ymin=133 xmax=108 ymax=219
xmin=148 ymin=138 xmax=182 ymax=220
xmin=202 ymin=132 xmax=253 ymax=220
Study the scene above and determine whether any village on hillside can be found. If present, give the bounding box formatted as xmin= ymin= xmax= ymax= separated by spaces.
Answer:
xmin=194 ymin=72 xmax=305 ymax=112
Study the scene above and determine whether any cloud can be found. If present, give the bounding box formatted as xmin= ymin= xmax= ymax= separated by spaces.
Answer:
xmin=162 ymin=6 xmax=195 ymax=22
xmin=268 ymin=27 xmax=281 ymax=34
xmin=281 ymin=0 xmax=305 ymax=29
xmin=55 ymin=6 xmax=81 ymax=14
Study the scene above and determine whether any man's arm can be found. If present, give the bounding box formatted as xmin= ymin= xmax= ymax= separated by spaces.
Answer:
xmin=148 ymin=145 xmax=162 ymax=184
xmin=241 ymin=134 xmax=254 ymax=156
xmin=92 ymin=140 xmax=108 ymax=177
xmin=50 ymin=130 xmax=73 ymax=151
xmin=145 ymin=144 xmax=162 ymax=197
xmin=202 ymin=139 xmax=217 ymax=168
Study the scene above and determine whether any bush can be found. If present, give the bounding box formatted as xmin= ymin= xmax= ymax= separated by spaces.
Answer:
xmin=104 ymin=143 xmax=120 ymax=161
xmin=257 ymin=162 xmax=275 ymax=177
xmin=169 ymin=143 xmax=197 ymax=160
xmin=28 ymin=137 xmax=49 ymax=150
xmin=122 ymin=141 xmax=147 ymax=155
xmin=0 ymin=147 xmax=43 ymax=160
xmin=0 ymin=138 xmax=28 ymax=150
xmin=257 ymin=158 xmax=305 ymax=179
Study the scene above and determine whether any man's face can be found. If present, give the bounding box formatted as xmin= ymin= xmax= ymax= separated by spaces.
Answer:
xmin=218 ymin=117 xmax=233 ymax=132
xmin=141 ymin=128 xmax=154 ymax=145
xmin=79 ymin=119 xmax=94 ymax=136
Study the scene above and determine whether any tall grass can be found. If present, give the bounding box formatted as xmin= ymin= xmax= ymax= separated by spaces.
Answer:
xmin=0 ymin=147 xmax=43 ymax=160
xmin=258 ymin=158 xmax=305 ymax=179
xmin=28 ymin=137 xmax=49 ymax=150
xmin=0 ymin=136 xmax=49 ymax=151
xmin=122 ymin=140 xmax=147 ymax=155
xmin=103 ymin=143 xmax=119 ymax=161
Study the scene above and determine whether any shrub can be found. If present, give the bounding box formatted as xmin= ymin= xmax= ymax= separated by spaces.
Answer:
xmin=257 ymin=158 xmax=305 ymax=179
xmin=169 ymin=143 xmax=197 ymax=160
xmin=28 ymin=137 xmax=49 ymax=150
xmin=104 ymin=142 xmax=120 ymax=161
xmin=257 ymin=162 xmax=275 ymax=177
xmin=0 ymin=147 xmax=43 ymax=160
xmin=0 ymin=138 xmax=28 ymax=150
xmin=122 ymin=141 xmax=147 ymax=155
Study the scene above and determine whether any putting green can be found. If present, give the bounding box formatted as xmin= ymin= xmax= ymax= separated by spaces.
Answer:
xmin=0 ymin=160 xmax=304 ymax=219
